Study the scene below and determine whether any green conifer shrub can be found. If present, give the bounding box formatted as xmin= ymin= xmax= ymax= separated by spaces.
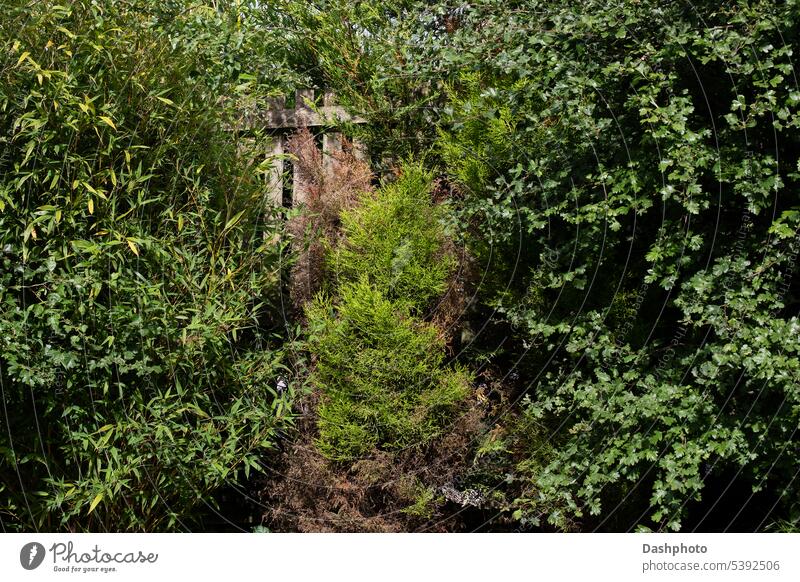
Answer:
xmin=332 ymin=164 xmax=456 ymax=311
xmin=307 ymin=168 xmax=469 ymax=462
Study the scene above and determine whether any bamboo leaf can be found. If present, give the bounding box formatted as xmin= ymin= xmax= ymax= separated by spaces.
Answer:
xmin=224 ymin=210 xmax=245 ymax=232
xmin=87 ymin=493 xmax=103 ymax=515
xmin=98 ymin=116 xmax=117 ymax=130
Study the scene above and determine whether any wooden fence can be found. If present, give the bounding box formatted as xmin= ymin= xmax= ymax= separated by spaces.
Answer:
xmin=254 ymin=89 xmax=367 ymax=207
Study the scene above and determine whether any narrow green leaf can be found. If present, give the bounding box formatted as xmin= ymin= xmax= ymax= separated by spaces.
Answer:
xmin=224 ymin=210 xmax=245 ymax=231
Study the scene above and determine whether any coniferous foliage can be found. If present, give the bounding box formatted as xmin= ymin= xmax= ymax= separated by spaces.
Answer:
xmin=309 ymin=165 xmax=470 ymax=461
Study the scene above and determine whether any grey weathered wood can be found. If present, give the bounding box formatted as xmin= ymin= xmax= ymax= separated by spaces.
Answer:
xmin=322 ymin=132 xmax=342 ymax=180
xmin=322 ymin=91 xmax=343 ymax=181
xmin=352 ymin=138 xmax=368 ymax=162
xmin=296 ymin=89 xmax=314 ymax=110
xmin=262 ymin=105 xmax=365 ymax=129
xmin=293 ymin=155 xmax=307 ymax=207
xmin=266 ymin=135 xmax=284 ymax=207
xmin=256 ymin=89 xmax=366 ymax=130
xmin=267 ymin=95 xmax=285 ymax=111
xmin=295 ymin=90 xmax=310 ymax=207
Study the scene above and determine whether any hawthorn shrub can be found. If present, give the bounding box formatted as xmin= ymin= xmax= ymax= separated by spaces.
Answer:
xmin=390 ymin=0 xmax=800 ymax=531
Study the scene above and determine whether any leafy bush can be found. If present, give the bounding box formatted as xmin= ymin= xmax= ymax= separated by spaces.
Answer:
xmin=0 ymin=0 xmax=292 ymax=531
xmin=390 ymin=0 xmax=800 ymax=530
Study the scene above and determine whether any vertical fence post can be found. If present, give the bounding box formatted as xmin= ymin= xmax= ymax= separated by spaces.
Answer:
xmin=265 ymin=96 xmax=286 ymax=207
xmin=322 ymin=91 xmax=343 ymax=182
xmin=267 ymin=135 xmax=284 ymax=207
xmin=352 ymin=139 xmax=368 ymax=162
xmin=292 ymin=89 xmax=315 ymax=206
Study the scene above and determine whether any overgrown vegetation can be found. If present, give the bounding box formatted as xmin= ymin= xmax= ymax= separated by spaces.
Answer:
xmin=365 ymin=0 xmax=800 ymax=531
xmin=309 ymin=165 xmax=469 ymax=461
xmin=260 ymin=144 xmax=483 ymax=533
xmin=2 ymin=0 xmax=799 ymax=533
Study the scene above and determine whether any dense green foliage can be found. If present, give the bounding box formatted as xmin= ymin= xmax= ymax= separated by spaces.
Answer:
xmin=0 ymin=0 xmax=294 ymax=531
xmin=2 ymin=0 xmax=798 ymax=533
xmin=309 ymin=167 xmax=469 ymax=461
xmin=371 ymin=0 xmax=800 ymax=531
xmin=333 ymin=165 xmax=455 ymax=309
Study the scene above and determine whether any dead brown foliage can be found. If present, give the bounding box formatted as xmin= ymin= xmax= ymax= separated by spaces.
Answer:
xmin=431 ymin=241 xmax=475 ymax=352
xmin=261 ymin=148 xmax=491 ymax=532
xmin=259 ymin=393 xmax=487 ymax=533
xmin=285 ymin=128 xmax=373 ymax=308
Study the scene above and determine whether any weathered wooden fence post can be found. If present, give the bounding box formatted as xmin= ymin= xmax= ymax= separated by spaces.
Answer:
xmin=292 ymin=89 xmax=314 ymax=206
xmin=265 ymin=96 xmax=286 ymax=207
xmin=322 ymin=91 xmax=344 ymax=181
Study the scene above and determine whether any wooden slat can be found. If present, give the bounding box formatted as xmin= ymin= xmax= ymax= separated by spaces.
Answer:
xmin=323 ymin=132 xmax=342 ymax=180
xmin=352 ymin=138 xmax=368 ymax=162
xmin=293 ymin=158 xmax=306 ymax=207
xmin=267 ymin=96 xmax=285 ymax=111
xmin=261 ymin=105 xmax=365 ymax=129
xmin=266 ymin=135 xmax=284 ymax=206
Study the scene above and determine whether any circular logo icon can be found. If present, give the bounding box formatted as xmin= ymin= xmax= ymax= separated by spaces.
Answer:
xmin=20 ymin=542 xmax=46 ymax=570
